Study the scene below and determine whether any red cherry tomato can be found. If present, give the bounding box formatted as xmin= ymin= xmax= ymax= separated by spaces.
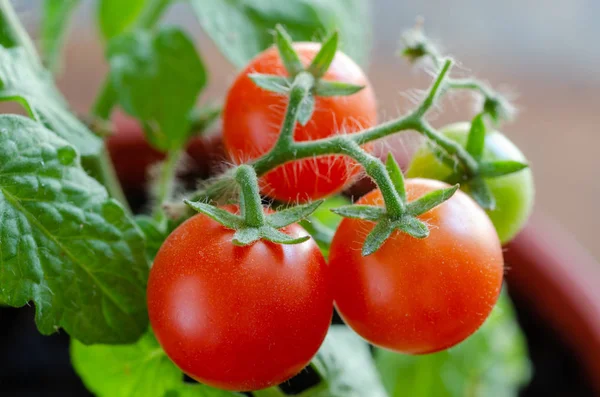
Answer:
xmin=223 ymin=43 xmax=377 ymax=202
xmin=147 ymin=206 xmax=332 ymax=391
xmin=329 ymin=179 xmax=504 ymax=354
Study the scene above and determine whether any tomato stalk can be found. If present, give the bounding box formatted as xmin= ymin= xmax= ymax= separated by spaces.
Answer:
xmin=181 ymin=25 xmax=528 ymax=254
xmin=235 ymin=165 xmax=266 ymax=228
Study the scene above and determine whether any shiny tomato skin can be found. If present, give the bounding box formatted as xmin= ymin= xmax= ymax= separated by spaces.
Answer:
xmin=223 ymin=42 xmax=377 ymax=202
xmin=329 ymin=179 xmax=504 ymax=354
xmin=147 ymin=207 xmax=332 ymax=391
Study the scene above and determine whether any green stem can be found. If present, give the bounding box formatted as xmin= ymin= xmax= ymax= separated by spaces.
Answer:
xmin=415 ymin=120 xmax=479 ymax=174
xmin=235 ymin=165 xmax=265 ymax=227
xmin=185 ymin=58 xmax=480 ymax=220
xmin=153 ymin=149 xmax=182 ymax=221
xmin=273 ymin=72 xmax=314 ymax=149
xmin=0 ymin=0 xmax=41 ymax=68
xmin=412 ymin=58 xmax=452 ymax=118
xmin=448 ymin=78 xmax=494 ymax=97
xmin=339 ymin=140 xmax=405 ymax=217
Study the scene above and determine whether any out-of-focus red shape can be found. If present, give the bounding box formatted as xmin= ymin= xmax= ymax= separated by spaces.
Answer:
xmin=504 ymin=211 xmax=600 ymax=394
xmin=107 ymin=111 xmax=225 ymax=191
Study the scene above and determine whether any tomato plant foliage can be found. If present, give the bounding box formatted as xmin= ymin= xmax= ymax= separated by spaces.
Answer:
xmin=0 ymin=115 xmax=148 ymax=343
xmin=107 ymin=27 xmax=208 ymax=151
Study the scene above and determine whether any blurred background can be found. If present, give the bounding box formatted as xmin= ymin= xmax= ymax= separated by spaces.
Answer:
xmin=3 ymin=1 xmax=600 ymax=396
xmin=14 ymin=0 xmax=600 ymax=262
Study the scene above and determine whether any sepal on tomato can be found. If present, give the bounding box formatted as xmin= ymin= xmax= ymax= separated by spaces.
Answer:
xmin=184 ymin=165 xmax=322 ymax=246
xmin=251 ymin=24 xmax=365 ymax=105
xmin=333 ymin=155 xmax=459 ymax=256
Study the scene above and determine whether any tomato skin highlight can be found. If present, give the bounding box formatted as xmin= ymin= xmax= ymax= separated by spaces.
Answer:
xmin=329 ymin=179 xmax=504 ymax=354
xmin=147 ymin=206 xmax=333 ymax=391
xmin=223 ymin=42 xmax=377 ymax=202
xmin=407 ymin=122 xmax=534 ymax=244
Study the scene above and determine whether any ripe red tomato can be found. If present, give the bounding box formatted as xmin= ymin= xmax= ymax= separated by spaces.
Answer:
xmin=223 ymin=43 xmax=377 ymax=202
xmin=329 ymin=179 xmax=504 ymax=354
xmin=147 ymin=206 xmax=333 ymax=391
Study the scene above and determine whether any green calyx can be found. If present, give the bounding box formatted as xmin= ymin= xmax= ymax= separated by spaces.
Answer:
xmin=436 ymin=113 xmax=529 ymax=210
xmin=248 ymin=24 xmax=365 ymax=126
xmin=332 ymin=154 xmax=459 ymax=256
xmin=184 ymin=165 xmax=322 ymax=246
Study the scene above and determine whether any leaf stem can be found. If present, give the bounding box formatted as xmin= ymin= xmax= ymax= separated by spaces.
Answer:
xmin=153 ymin=148 xmax=182 ymax=221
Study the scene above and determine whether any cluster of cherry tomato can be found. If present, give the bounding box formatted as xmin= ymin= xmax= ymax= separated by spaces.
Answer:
xmin=147 ymin=40 xmax=533 ymax=392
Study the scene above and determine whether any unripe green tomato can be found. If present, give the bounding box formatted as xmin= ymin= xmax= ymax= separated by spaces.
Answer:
xmin=406 ymin=122 xmax=534 ymax=244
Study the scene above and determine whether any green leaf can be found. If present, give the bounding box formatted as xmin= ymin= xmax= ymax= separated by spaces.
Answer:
xmin=385 ymin=153 xmax=406 ymax=201
xmin=107 ymin=28 xmax=207 ymax=151
xmin=375 ymin=292 xmax=531 ymax=397
xmin=331 ymin=205 xmax=385 ymax=221
xmin=308 ymin=325 xmax=388 ymax=397
xmin=395 ymin=216 xmax=429 ymax=239
xmin=72 ymin=330 xmax=242 ymax=397
xmin=267 ymin=200 xmax=323 ymax=228
xmin=190 ymin=0 xmax=371 ymax=69
xmin=248 ymin=73 xmax=291 ymax=94
xmin=232 ymin=227 xmax=260 ymax=245
xmin=307 ymin=31 xmax=338 ymax=78
xmin=41 ymin=0 xmax=81 ymax=72
xmin=406 ymin=184 xmax=459 ymax=216
xmin=274 ymin=24 xmax=304 ymax=76
xmin=259 ymin=226 xmax=311 ymax=245
xmin=313 ymin=80 xmax=365 ymax=97
xmin=362 ymin=218 xmax=394 ymax=256
xmin=479 ymin=160 xmax=529 ymax=178
xmin=469 ymin=177 xmax=496 ymax=210
xmin=97 ymin=0 xmax=146 ymax=40
xmin=0 ymin=46 xmax=102 ymax=157
xmin=466 ymin=113 xmax=486 ymax=161
xmin=184 ymin=200 xmax=242 ymax=229
xmin=0 ymin=115 xmax=148 ymax=344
